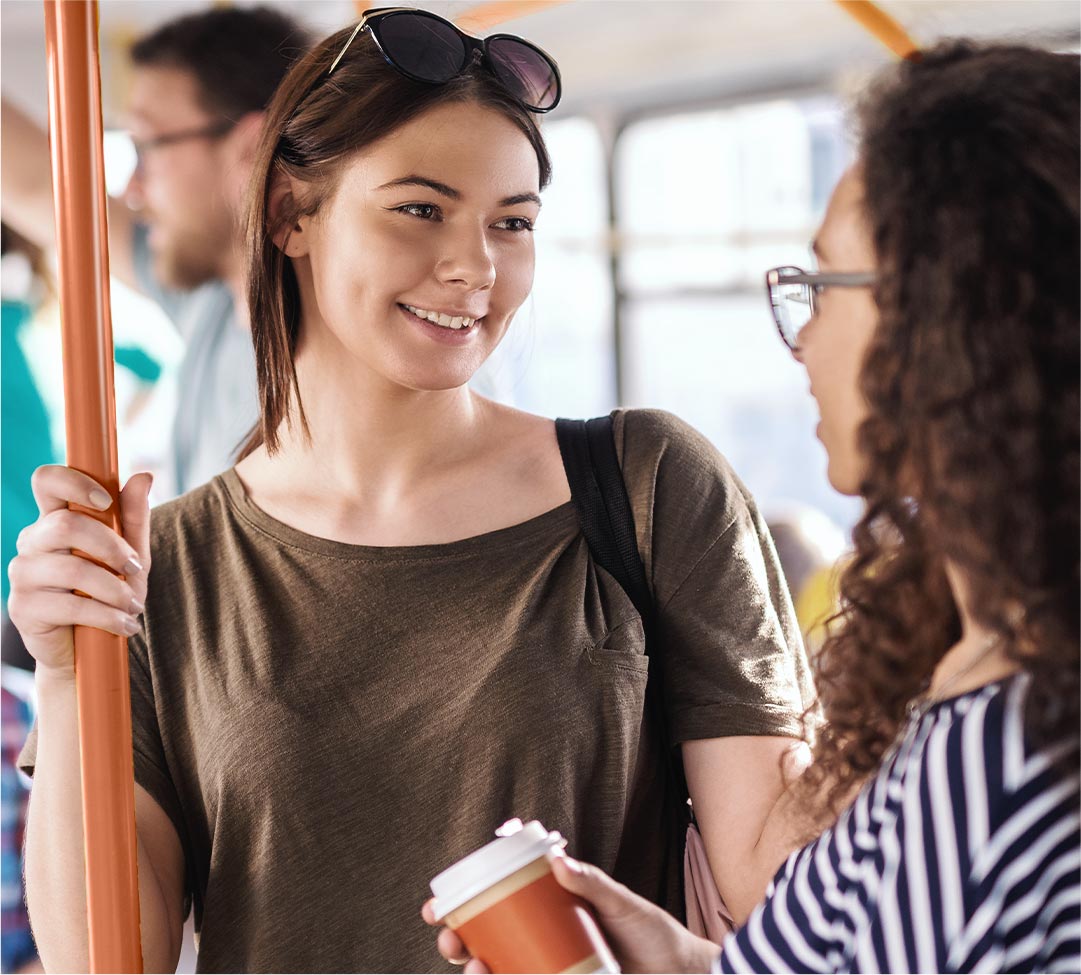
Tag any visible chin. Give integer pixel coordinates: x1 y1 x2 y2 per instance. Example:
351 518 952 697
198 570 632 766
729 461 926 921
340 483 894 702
825 458 862 498
389 363 480 393
156 247 216 291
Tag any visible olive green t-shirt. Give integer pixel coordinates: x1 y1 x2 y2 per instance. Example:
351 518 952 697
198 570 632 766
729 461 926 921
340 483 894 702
22 409 811 973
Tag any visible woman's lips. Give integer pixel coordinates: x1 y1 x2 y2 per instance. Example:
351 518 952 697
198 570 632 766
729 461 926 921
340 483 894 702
399 304 483 345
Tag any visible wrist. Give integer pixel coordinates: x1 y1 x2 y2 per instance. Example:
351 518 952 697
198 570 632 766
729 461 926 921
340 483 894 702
683 934 722 974
35 664 77 696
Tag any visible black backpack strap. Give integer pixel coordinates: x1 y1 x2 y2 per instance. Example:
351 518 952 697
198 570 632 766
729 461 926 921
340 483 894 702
555 416 652 625
556 415 691 825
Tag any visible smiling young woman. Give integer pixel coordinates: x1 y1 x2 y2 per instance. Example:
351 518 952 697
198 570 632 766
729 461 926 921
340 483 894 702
10 10 816 973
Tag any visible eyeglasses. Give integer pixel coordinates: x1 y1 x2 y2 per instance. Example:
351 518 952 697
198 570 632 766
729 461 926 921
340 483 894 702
328 7 561 113
130 120 236 170
765 265 876 350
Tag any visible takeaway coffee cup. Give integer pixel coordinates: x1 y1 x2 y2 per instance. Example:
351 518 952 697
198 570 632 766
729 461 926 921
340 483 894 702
430 819 619 974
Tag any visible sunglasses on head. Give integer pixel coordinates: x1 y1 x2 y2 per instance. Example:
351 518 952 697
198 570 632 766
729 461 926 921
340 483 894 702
328 6 562 114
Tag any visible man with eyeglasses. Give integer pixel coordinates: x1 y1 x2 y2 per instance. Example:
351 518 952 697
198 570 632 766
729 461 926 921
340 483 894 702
1 7 311 497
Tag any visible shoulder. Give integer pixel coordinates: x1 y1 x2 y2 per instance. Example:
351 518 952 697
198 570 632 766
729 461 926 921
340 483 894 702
950 676 1080 878
968 675 1080 808
612 408 718 466
149 475 237 552
612 408 757 533
941 677 1081 970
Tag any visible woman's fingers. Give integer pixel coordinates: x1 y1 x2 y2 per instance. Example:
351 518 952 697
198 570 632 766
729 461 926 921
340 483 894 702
119 472 154 570
437 928 472 966
12 589 142 639
422 902 482 971
17 507 144 579
548 853 633 915
31 464 115 516
9 553 143 616
421 900 438 926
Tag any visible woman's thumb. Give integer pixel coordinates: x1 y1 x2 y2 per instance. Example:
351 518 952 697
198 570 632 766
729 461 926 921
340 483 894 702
119 472 154 563
549 854 627 915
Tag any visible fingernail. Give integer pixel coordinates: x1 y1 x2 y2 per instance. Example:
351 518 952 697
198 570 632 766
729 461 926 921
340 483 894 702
122 557 144 576
89 488 112 510
121 616 141 636
562 856 584 875
129 598 145 615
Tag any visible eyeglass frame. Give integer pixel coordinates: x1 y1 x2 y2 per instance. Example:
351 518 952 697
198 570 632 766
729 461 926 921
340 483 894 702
326 6 562 113
765 266 876 350
130 120 237 172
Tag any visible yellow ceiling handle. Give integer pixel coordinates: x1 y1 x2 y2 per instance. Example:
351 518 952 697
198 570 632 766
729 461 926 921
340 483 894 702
835 0 922 60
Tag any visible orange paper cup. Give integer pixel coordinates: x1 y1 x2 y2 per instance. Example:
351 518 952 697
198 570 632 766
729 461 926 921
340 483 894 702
431 820 619 974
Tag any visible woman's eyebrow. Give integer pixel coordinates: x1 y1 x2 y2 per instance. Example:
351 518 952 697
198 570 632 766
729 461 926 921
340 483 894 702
499 192 542 207
376 175 460 199
375 175 540 208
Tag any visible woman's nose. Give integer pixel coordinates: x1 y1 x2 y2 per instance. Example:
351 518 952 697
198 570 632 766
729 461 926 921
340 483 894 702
436 227 496 291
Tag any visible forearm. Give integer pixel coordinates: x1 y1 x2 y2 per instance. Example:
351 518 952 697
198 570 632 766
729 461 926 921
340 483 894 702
685 735 841 926
1 98 56 249
711 751 816 923
25 669 179 973
722 757 860 924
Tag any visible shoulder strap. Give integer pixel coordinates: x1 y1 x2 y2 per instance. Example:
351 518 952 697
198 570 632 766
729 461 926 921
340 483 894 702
556 415 692 824
554 416 653 626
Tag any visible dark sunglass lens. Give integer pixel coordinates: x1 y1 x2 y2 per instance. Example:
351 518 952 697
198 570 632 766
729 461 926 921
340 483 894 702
486 37 560 111
377 12 467 82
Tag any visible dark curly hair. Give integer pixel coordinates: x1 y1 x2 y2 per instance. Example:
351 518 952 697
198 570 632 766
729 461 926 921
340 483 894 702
808 42 1080 810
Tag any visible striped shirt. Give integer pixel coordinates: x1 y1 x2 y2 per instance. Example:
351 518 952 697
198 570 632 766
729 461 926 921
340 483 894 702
718 675 1081 973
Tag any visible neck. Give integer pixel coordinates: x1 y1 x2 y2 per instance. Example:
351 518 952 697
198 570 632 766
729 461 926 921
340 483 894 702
256 345 489 510
928 560 1020 699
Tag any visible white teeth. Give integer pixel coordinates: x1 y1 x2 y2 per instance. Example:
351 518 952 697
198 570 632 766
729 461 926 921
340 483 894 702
404 305 476 331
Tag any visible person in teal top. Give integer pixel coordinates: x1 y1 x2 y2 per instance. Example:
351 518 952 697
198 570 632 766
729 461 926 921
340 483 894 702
1 296 57 612
2 223 161 615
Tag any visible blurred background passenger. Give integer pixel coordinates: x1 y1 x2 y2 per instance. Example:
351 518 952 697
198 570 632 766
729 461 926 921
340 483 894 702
1 224 56 675
1 7 312 498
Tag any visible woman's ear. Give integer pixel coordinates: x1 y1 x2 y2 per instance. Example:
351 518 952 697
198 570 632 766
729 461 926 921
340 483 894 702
267 173 311 258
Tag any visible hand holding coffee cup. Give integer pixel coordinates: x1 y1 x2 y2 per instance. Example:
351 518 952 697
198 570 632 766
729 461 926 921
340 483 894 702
424 820 721 974
427 820 619 974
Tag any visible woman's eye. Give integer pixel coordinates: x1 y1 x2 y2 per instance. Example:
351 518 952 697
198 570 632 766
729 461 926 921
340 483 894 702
397 203 440 220
493 216 534 233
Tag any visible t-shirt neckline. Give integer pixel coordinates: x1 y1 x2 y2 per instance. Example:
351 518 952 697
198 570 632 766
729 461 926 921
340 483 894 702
217 467 579 561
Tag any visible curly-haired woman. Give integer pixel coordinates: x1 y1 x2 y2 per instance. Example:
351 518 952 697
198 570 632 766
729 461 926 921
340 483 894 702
426 41 1081 974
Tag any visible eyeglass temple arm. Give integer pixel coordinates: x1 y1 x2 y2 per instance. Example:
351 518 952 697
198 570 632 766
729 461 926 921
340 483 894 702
328 18 367 75
331 7 429 74
768 270 876 287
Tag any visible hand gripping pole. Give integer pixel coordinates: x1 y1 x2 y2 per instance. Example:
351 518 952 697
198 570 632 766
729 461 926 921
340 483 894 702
42 2 143 970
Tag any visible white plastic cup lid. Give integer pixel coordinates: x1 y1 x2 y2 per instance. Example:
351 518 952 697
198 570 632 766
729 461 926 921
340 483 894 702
430 819 567 921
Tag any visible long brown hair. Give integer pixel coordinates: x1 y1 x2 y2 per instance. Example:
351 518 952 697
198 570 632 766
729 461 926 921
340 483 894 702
239 22 553 458
808 42 1080 809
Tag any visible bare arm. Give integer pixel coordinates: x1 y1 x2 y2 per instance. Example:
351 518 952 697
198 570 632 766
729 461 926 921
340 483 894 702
682 735 824 926
10 466 184 971
25 670 186 973
2 97 140 290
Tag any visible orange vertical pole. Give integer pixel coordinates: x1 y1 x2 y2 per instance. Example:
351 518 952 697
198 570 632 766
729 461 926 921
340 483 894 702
42 2 143 971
